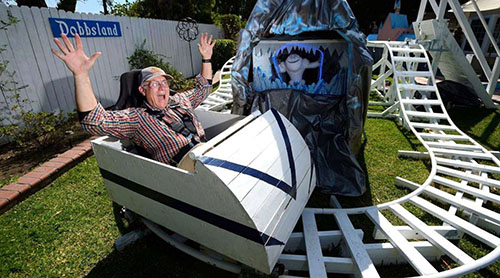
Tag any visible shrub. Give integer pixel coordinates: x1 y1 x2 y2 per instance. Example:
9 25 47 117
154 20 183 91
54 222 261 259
212 39 236 71
214 14 243 40
0 109 72 148
127 40 193 91
0 80 76 148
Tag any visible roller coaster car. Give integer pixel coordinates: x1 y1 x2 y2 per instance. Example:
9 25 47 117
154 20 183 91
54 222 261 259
90 70 316 273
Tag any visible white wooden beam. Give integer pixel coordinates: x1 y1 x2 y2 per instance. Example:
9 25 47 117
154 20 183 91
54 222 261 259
469 0 500 56
436 165 500 188
334 212 380 277
390 203 474 265
365 208 438 276
437 0 447 20
373 225 460 240
410 196 500 248
428 0 440 17
432 176 500 204
302 210 327 278
486 58 500 96
279 242 444 274
435 157 500 174
284 230 364 252
447 0 491 78
418 0 429 21
420 182 500 224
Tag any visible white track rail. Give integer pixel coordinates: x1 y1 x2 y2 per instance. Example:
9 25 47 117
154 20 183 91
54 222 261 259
279 41 500 277
197 56 235 112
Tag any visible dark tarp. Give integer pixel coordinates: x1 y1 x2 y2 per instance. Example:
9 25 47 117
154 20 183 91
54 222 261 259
231 0 373 196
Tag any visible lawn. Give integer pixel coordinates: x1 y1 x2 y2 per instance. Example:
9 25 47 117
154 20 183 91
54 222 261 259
0 106 499 277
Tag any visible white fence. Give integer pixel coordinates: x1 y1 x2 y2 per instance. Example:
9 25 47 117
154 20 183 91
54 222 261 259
0 4 222 125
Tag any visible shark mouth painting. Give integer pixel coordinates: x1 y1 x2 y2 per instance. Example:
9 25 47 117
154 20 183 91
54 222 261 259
252 40 348 95
272 43 324 86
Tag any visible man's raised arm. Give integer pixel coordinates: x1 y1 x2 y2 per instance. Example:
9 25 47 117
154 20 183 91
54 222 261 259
198 32 215 81
51 33 101 112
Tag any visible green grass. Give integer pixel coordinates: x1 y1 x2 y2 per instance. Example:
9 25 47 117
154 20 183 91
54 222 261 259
0 176 18 187
0 158 235 278
448 106 500 151
0 106 499 277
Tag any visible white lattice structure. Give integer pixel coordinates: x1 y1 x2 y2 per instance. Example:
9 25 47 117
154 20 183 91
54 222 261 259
368 41 402 119
416 0 499 109
369 0 500 113
197 56 235 112
278 41 500 277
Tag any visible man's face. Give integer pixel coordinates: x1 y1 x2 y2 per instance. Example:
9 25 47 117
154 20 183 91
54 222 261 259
139 75 170 109
285 54 303 72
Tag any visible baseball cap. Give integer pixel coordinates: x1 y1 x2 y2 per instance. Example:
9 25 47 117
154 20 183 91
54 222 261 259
140 66 173 85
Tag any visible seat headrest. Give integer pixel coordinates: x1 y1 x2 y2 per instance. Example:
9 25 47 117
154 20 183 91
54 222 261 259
111 70 143 110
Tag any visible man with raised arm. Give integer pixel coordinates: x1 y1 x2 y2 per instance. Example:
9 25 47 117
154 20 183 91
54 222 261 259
52 32 215 165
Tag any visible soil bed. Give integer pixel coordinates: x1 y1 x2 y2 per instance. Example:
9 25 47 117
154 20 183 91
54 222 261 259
0 121 90 185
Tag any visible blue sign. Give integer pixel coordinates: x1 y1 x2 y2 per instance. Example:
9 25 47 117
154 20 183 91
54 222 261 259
49 17 122 38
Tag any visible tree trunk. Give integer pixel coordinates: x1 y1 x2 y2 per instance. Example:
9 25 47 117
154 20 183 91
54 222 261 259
16 0 47 8
103 0 108 15
57 0 77 12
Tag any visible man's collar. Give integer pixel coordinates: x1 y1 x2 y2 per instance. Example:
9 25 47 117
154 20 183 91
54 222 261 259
143 101 161 112
143 99 180 111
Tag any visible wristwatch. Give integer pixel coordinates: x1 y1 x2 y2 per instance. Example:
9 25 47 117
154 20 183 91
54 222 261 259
202 59 211 63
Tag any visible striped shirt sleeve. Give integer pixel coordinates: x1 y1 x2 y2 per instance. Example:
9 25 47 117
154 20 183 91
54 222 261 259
182 74 212 108
80 103 139 139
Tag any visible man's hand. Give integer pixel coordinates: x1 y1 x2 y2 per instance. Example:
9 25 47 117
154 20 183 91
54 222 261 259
197 32 215 60
51 33 101 77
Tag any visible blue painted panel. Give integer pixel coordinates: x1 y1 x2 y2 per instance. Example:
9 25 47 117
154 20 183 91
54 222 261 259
49 17 122 38
367 34 378 41
389 13 409 29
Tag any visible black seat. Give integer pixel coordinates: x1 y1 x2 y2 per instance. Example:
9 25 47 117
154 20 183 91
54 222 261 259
110 70 142 110
110 70 153 158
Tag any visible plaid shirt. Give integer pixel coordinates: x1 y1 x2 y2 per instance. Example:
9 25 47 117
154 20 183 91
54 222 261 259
81 74 211 165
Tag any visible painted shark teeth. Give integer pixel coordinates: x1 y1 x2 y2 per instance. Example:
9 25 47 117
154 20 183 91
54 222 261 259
254 65 348 96
278 44 322 57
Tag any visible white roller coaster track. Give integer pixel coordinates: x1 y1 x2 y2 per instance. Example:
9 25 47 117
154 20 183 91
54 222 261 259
278 41 500 278
197 56 235 112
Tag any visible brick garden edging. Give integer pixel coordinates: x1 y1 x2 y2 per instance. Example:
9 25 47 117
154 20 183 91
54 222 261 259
0 136 98 215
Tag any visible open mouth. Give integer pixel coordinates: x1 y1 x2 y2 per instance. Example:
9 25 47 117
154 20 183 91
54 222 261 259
275 44 323 64
286 55 300 64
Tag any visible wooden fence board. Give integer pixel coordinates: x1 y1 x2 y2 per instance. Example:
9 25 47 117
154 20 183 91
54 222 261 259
9 7 45 112
0 6 23 126
88 12 115 107
14 6 51 113
23 6 60 112
49 8 77 111
0 5 35 115
34 7 69 112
